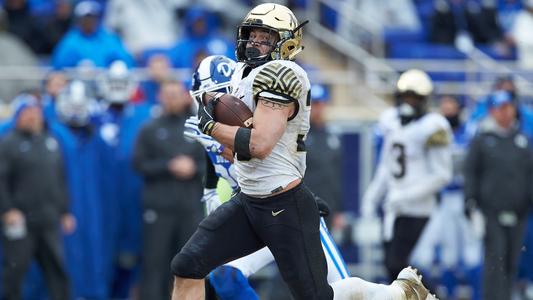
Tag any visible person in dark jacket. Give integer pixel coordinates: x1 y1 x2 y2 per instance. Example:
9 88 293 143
0 94 75 300
464 90 533 300
133 79 205 300
429 0 504 45
3 0 48 54
304 84 342 221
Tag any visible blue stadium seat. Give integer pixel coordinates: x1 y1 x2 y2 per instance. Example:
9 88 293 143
427 71 467 82
387 42 467 59
476 45 517 61
319 2 337 31
414 0 435 33
384 28 426 45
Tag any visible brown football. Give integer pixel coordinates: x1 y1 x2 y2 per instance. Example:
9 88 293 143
209 93 253 128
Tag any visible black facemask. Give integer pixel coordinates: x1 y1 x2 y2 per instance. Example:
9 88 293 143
245 47 261 60
398 102 426 125
396 92 427 125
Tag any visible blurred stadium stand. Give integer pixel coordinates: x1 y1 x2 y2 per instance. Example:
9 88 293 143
305 0 533 120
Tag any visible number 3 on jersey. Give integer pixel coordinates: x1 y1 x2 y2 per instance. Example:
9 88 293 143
391 143 406 179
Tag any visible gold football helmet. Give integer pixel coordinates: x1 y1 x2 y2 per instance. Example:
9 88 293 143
395 69 434 125
236 3 306 67
396 69 433 97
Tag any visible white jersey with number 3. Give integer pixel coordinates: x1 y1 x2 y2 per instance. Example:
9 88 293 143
364 111 453 219
230 60 311 196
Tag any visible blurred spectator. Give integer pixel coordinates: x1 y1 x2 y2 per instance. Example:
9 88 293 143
483 79 533 297
467 76 533 141
355 0 420 30
51 80 108 299
52 0 134 69
174 0 248 33
168 5 234 69
469 76 517 124
497 0 523 33
105 0 177 57
41 0 73 54
429 0 509 55
430 0 466 44
304 84 342 223
0 94 75 300
42 71 68 123
464 90 533 300
467 0 505 44
0 8 38 103
3 0 48 54
97 61 137 106
96 61 146 299
133 79 204 300
137 54 172 105
511 0 533 69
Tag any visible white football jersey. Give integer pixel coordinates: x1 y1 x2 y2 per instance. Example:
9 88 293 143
364 111 453 218
230 61 311 196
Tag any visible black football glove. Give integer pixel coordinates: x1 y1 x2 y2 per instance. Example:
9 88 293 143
197 96 218 135
315 195 331 217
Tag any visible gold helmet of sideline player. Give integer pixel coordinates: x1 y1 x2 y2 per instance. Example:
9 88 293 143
236 3 306 67
395 69 433 125
396 69 433 97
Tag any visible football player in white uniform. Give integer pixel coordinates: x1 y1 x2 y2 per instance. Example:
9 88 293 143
170 4 336 298
172 4 438 299
185 54 350 300
361 69 453 282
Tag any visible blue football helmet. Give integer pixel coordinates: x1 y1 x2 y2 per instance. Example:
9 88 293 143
190 55 236 105
56 80 95 127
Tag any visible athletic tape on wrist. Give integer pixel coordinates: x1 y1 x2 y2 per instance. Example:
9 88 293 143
204 121 216 135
